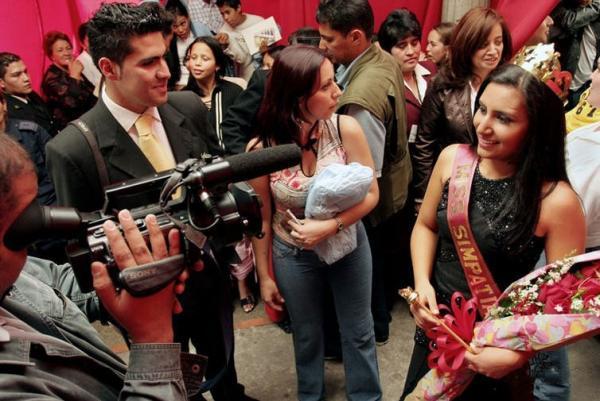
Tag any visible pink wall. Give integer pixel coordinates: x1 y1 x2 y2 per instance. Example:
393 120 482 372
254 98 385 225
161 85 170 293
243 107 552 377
0 0 132 93
0 0 444 94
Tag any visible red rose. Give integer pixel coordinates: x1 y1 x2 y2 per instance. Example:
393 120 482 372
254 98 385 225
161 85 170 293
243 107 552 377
539 283 573 314
580 264 600 279
580 278 600 306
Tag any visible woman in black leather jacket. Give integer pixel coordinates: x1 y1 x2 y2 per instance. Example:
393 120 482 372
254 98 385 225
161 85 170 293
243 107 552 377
412 7 512 204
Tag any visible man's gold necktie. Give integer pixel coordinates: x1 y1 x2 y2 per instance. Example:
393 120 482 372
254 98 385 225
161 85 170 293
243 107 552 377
134 114 175 172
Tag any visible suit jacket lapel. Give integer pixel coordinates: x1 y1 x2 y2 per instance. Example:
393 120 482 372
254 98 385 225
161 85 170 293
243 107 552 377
158 102 195 163
92 99 155 178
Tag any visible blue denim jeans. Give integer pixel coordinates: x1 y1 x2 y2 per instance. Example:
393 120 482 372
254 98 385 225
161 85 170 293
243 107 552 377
531 253 570 401
530 349 570 401
273 223 382 401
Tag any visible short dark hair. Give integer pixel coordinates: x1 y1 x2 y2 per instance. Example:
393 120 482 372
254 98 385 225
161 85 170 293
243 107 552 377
87 2 173 67
475 64 568 251
378 8 422 53
0 52 21 79
316 0 374 39
77 22 88 44
254 45 327 148
0 135 35 222
216 0 241 8
166 0 189 18
43 31 71 59
288 27 321 46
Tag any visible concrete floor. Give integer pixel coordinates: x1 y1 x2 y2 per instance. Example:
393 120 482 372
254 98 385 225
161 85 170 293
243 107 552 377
98 296 600 401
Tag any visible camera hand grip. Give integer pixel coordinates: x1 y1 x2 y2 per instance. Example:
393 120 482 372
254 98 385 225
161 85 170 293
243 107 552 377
117 254 186 297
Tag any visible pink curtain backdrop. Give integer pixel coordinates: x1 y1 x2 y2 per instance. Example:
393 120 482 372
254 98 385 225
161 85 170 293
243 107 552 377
0 0 556 94
494 0 559 52
0 0 442 93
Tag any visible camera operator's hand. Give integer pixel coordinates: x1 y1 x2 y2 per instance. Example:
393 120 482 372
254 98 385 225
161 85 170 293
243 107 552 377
91 210 188 344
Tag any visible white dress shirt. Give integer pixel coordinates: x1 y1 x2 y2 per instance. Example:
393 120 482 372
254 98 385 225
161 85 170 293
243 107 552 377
566 121 600 248
101 87 176 167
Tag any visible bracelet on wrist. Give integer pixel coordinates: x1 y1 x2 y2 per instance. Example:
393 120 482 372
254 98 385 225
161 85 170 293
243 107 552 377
334 216 344 233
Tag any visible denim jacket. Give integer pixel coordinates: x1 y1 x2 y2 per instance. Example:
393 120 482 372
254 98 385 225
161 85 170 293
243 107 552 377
0 257 206 400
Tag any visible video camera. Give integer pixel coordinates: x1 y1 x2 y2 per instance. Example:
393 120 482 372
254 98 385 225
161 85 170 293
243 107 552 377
5 144 301 296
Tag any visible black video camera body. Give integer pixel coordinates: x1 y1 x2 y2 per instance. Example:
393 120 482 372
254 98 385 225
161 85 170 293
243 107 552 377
5 144 302 296
67 163 263 295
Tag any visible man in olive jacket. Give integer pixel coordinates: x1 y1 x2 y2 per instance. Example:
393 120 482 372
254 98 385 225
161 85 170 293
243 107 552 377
317 0 412 344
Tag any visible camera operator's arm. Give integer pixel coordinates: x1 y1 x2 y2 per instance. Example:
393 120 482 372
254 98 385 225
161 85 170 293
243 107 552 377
22 257 103 321
92 210 198 401
246 141 285 312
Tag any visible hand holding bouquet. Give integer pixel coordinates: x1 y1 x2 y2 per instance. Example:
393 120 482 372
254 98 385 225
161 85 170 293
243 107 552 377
404 251 600 401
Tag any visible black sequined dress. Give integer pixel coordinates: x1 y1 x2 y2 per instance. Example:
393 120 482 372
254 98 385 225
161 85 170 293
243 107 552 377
401 164 545 401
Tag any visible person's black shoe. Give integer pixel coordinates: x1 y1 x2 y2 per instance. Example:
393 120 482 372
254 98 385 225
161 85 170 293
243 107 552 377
324 352 343 362
375 332 389 346
277 318 292 334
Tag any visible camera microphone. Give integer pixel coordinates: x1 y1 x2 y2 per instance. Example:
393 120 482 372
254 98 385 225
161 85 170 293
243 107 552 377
183 143 301 188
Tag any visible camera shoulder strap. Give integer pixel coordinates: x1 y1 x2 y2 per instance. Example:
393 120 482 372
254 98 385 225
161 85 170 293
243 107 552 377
69 119 110 188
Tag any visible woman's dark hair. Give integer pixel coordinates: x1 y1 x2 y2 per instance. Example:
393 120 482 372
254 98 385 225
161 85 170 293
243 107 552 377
474 64 568 251
183 36 230 96
439 7 512 88
253 45 327 148
43 31 72 58
377 8 422 53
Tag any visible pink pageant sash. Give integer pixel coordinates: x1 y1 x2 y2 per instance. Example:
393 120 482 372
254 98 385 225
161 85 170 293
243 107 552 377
447 145 502 317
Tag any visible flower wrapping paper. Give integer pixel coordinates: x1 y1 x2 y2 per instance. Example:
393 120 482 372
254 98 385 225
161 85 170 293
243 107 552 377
406 251 600 401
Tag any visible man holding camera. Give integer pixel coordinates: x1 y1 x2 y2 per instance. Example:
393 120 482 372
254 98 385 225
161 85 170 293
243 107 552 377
0 134 204 399
46 3 254 400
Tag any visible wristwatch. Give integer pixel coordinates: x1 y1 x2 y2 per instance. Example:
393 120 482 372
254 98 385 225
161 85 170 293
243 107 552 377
334 216 344 233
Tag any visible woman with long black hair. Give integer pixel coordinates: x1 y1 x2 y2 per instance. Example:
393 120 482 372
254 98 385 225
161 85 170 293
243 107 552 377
402 64 586 400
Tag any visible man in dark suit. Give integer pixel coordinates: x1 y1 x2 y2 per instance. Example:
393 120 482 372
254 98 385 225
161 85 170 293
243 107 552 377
0 52 58 136
221 68 267 155
46 3 256 401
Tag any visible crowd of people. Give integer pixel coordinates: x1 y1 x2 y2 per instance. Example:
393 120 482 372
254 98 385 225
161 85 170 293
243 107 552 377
0 0 598 400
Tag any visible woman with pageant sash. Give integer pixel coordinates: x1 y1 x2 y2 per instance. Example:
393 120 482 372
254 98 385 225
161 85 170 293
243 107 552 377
401 64 586 401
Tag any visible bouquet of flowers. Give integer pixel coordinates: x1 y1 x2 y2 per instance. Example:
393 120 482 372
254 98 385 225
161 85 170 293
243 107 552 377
404 251 600 401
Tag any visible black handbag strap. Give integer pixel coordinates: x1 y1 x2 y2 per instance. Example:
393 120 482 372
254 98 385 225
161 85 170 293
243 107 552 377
69 119 110 188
